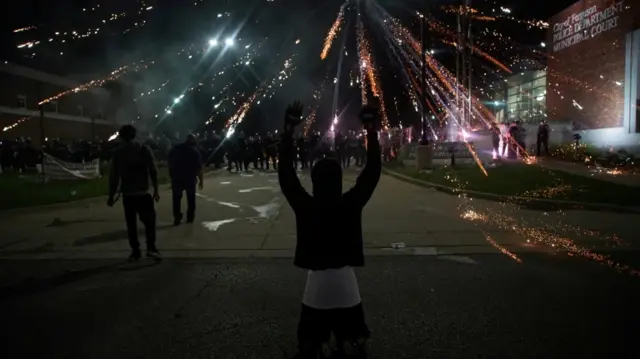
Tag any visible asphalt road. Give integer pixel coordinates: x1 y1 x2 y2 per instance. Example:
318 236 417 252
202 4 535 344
1 167 639 358
1 255 638 359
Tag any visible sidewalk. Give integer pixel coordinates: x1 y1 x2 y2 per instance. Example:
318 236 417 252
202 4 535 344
536 158 640 187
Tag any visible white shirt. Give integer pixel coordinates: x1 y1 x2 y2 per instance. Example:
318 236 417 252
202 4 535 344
302 266 361 310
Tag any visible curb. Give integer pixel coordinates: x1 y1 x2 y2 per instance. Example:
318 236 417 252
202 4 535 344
0 168 224 216
382 167 640 214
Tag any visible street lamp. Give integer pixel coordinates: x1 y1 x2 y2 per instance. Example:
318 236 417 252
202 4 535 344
225 37 234 46
209 39 218 47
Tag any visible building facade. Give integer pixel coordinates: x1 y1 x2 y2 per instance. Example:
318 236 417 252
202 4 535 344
490 70 548 125
0 62 119 145
547 0 640 149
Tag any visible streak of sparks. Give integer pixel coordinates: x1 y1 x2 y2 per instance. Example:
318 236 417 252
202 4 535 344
482 231 522 263
38 62 149 105
320 2 346 60
2 116 31 132
356 21 389 128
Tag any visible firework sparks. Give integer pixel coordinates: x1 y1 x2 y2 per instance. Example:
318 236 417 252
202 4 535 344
38 62 149 105
321 2 346 60
357 20 389 128
2 116 31 132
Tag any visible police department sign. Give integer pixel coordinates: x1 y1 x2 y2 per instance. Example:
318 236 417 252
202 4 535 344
552 1 625 52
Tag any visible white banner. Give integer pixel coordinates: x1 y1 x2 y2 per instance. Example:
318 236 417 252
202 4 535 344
42 153 100 180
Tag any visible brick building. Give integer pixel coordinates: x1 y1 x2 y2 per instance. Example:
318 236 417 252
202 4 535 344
0 61 120 145
547 0 640 150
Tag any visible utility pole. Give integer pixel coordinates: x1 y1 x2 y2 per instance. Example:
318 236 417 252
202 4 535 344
39 104 46 178
454 7 462 142
420 14 428 145
91 116 96 140
466 0 473 131
37 80 46 178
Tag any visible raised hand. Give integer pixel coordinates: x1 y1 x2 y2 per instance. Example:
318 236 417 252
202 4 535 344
359 105 379 131
284 101 304 133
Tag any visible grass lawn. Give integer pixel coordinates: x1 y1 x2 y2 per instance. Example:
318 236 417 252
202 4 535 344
387 162 640 206
0 167 171 211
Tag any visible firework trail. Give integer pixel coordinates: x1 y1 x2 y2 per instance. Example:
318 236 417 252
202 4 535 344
331 6 350 124
356 19 369 106
38 62 150 105
321 2 347 60
357 18 389 128
304 84 326 136
226 56 297 130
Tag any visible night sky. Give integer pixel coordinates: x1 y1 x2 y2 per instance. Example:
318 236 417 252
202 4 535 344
1 0 580 135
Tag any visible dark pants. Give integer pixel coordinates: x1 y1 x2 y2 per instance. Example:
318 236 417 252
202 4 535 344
356 148 366 166
508 142 518 159
299 152 309 169
172 180 196 221
297 303 370 352
537 140 549 156
243 154 252 171
336 150 345 168
122 194 156 252
343 149 353 168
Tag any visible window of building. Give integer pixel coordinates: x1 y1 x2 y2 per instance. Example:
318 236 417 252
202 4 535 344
50 101 58 113
505 80 546 124
532 86 546 98
78 106 84 117
96 109 104 120
534 76 546 89
17 95 27 109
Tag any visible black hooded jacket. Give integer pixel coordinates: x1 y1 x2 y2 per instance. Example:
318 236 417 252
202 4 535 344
278 131 381 270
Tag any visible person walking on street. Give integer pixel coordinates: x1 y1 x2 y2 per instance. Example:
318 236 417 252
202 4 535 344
107 125 162 262
168 134 204 226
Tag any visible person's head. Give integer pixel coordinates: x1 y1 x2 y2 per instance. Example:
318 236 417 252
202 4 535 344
185 134 197 146
311 158 342 199
118 125 137 142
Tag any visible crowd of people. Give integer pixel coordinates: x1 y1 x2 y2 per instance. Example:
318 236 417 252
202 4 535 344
0 126 403 177
0 137 128 173
219 130 380 172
